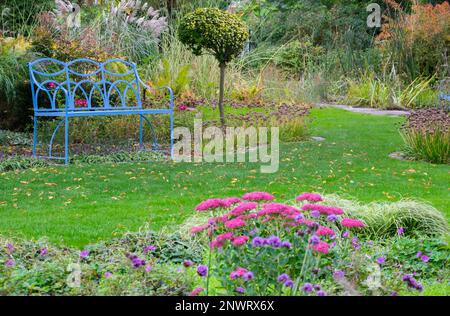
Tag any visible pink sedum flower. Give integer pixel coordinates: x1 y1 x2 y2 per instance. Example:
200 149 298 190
301 204 344 215
311 241 330 254
341 218 365 228
296 193 323 202
224 218 247 230
230 202 258 216
216 232 234 242
232 236 249 247
195 198 225 211
316 226 336 237
221 197 241 208
191 224 209 234
189 287 204 296
242 191 275 201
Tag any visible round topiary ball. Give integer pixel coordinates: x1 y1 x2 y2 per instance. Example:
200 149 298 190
178 8 249 65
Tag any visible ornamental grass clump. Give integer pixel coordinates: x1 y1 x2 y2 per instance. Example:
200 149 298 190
321 195 449 239
400 109 449 164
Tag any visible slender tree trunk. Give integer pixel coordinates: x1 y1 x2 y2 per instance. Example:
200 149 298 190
219 63 226 127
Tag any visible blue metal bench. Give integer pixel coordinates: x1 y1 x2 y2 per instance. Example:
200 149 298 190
29 58 174 164
439 77 449 108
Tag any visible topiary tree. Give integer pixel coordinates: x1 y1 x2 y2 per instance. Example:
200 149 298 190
178 8 249 126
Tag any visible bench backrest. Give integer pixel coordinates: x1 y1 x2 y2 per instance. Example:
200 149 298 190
29 58 143 112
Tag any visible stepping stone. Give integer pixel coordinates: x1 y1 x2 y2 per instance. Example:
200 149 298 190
311 136 326 142
389 151 407 160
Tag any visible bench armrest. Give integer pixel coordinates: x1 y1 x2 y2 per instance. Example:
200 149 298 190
139 79 174 111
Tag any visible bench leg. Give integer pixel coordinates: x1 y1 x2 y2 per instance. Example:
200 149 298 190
139 114 144 150
170 111 174 160
64 116 69 165
32 116 38 158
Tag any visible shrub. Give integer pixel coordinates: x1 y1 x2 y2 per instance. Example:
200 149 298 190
400 109 449 164
178 8 249 126
377 1 450 80
274 39 325 79
0 35 34 130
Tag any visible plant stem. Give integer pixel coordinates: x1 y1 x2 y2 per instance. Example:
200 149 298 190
218 63 226 127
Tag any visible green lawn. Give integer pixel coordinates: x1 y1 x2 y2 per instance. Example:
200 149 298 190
0 108 448 247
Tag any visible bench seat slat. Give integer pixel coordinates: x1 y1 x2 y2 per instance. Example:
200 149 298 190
35 109 172 117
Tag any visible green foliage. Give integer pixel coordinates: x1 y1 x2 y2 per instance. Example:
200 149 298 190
155 59 191 96
178 8 249 65
0 151 166 173
0 130 32 146
388 237 450 280
274 40 325 78
0 230 199 295
0 157 50 173
345 75 436 109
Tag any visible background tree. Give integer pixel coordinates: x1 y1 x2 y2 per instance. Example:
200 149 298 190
178 7 249 126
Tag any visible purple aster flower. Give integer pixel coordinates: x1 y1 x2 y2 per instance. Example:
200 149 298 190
80 250 89 258
317 290 327 296
309 235 320 245
131 257 146 268
402 274 423 291
420 255 430 263
277 273 290 283
351 237 360 250
342 231 350 238
143 245 156 253
5 259 14 267
295 214 304 222
6 243 14 254
313 284 321 291
284 280 294 288
416 251 422 258
235 287 245 294
40 248 48 256
281 241 292 249
397 227 404 235
311 210 321 218
251 237 265 247
197 265 208 277
183 260 194 267
249 228 258 235
377 256 386 265
104 272 112 278
145 265 153 273
302 283 313 293
326 214 338 222
333 270 345 279
268 235 282 248
243 271 254 281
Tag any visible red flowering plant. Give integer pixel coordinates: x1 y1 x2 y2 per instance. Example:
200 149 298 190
190 192 367 296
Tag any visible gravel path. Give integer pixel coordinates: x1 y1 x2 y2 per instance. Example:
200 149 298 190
315 102 409 116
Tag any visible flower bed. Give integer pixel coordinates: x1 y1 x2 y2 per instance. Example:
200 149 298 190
188 192 449 296
1 192 448 296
